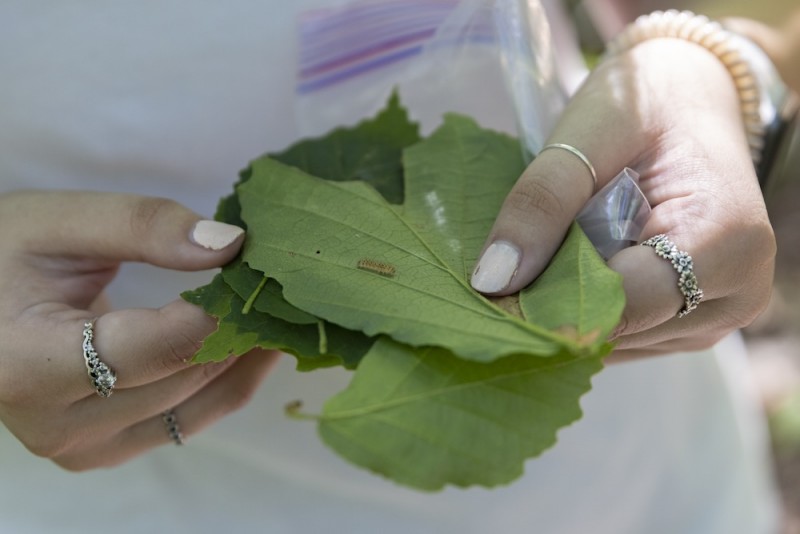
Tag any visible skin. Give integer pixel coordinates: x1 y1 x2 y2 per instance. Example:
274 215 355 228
0 191 280 470
473 38 779 360
724 11 800 93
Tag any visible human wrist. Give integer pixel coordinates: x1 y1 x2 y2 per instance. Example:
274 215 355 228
720 17 799 187
604 10 796 184
723 14 800 94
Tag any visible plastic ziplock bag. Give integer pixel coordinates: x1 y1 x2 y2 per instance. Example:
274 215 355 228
576 168 651 259
293 0 649 257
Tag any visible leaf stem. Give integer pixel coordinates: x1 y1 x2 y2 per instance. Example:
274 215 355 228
242 275 268 315
317 320 328 355
284 400 321 421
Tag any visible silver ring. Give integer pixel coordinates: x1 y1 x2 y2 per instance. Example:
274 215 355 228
162 409 185 446
641 234 704 318
82 320 117 398
539 143 598 193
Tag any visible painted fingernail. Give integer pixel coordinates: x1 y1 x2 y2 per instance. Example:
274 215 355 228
470 241 521 293
190 220 244 251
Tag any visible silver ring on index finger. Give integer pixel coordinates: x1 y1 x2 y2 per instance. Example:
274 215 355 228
539 143 598 193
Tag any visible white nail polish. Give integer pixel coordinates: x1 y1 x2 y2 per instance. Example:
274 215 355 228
191 220 244 251
470 241 521 293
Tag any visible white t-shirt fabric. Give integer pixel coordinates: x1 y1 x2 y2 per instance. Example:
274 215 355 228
0 1 780 532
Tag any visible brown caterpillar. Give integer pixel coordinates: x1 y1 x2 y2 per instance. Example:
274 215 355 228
356 258 396 277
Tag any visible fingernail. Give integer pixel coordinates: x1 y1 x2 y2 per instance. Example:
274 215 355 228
470 241 521 293
190 220 244 251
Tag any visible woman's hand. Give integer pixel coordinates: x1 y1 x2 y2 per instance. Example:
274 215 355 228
0 190 280 470
471 38 776 359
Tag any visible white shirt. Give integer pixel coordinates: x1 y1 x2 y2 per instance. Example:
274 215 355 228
0 1 779 532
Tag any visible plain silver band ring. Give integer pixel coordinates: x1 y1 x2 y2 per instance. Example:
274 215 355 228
162 409 185 446
641 234 704 318
82 320 117 398
539 143 598 193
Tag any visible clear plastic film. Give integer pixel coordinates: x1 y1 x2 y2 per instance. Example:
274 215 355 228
575 168 651 259
492 0 566 157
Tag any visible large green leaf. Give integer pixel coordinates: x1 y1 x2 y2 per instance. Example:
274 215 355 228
238 115 583 362
317 337 605 490
185 94 419 365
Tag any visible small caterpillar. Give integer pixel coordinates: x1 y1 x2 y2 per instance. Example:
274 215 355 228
356 258 396 277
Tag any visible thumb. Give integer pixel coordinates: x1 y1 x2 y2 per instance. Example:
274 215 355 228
3 190 244 271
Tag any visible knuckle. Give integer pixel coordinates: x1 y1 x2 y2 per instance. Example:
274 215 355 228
200 360 229 382
747 288 774 325
610 314 629 339
170 331 203 362
686 332 724 352
222 382 258 413
159 332 202 371
0 374 24 408
728 294 772 330
678 331 725 352
504 179 566 221
53 453 117 472
155 322 206 372
128 197 177 241
23 431 70 459
52 456 91 472
737 215 777 267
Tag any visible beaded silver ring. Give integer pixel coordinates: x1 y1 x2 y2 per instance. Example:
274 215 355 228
641 234 704 318
162 409 185 446
82 320 117 398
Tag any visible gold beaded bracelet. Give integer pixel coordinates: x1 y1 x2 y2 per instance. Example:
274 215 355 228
606 10 768 165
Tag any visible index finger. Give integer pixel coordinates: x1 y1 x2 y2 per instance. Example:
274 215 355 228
469 63 651 295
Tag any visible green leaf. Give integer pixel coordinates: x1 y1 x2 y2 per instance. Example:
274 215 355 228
238 116 579 362
521 223 624 346
401 112 525 277
213 92 417 228
185 94 419 364
318 337 605 490
189 274 372 370
269 91 419 204
182 273 235 318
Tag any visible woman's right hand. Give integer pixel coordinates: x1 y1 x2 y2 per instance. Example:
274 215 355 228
470 38 776 359
0 190 280 470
